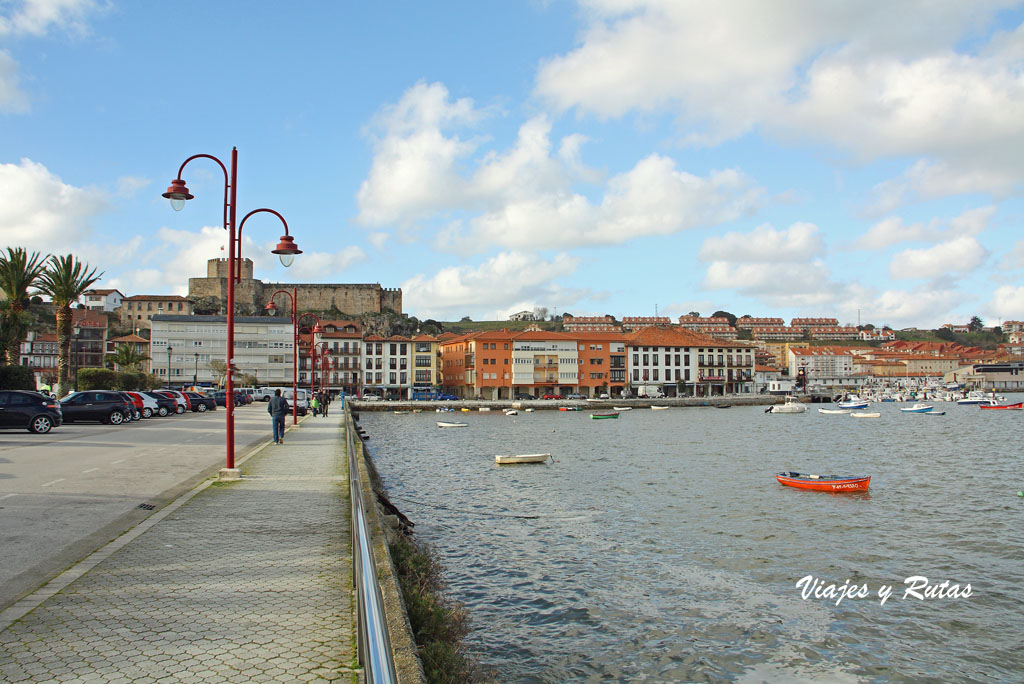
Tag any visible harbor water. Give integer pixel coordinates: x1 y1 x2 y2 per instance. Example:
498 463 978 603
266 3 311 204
358 402 1024 683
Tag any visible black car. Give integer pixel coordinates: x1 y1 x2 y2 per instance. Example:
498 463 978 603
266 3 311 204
515 392 535 400
0 390 63 433
213 391 246 407
140 391 177 417
59 391 133 425
184 392 216 412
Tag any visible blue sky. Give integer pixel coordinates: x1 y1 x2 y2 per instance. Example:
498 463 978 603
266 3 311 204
2 1 1024 329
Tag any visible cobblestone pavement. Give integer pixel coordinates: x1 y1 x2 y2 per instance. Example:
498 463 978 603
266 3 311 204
0 413 356 683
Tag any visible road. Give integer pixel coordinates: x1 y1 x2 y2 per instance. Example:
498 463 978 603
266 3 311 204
0 403 280 610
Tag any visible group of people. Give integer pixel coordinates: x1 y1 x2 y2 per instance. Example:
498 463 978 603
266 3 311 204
267 389 334 444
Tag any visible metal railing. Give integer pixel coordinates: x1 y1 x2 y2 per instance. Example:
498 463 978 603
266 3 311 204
346 407 398 684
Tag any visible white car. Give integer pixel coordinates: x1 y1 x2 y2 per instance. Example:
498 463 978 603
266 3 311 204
361 394 381 401
159 389 189 414
282 388 309 415
130 391 160 418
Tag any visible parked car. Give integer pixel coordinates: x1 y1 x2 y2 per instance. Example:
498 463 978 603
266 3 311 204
59 391 133 425
183 392 216 412
360 393 381 401
140 391 177 417
542 394 561 400
282 388 309 416
213 391 247 407
158 389 190 413
567 393 586 400
515 393 535 400
0 390 63 433
127 391 160 418
117 392 143 421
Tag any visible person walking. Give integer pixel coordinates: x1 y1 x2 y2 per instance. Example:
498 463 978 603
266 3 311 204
310 393 320 417
321 391 329 417
268 389 290 444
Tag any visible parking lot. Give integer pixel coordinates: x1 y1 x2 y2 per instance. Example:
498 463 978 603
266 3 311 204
0 400 281 610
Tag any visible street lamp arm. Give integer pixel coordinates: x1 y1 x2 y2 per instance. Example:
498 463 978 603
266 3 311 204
171 153 231 230
236 208 302 276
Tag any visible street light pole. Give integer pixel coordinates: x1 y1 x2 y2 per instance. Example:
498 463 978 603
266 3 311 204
164 148 301 478
266 287 299 425
167 345 173 387
194 352 199 386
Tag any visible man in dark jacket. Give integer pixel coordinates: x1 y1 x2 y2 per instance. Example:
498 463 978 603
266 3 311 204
268 389 290 444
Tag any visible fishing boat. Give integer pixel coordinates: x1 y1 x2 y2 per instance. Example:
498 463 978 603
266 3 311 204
900 403 933 413
651 405 670 410
590 412 619 419
436 421 468 428
495 452 549 465
979 402 1023 410
957 391 1005 405
818 408 851 415
837 396 870 409
768 396 807 414
850 412 881 419
776 471 870 492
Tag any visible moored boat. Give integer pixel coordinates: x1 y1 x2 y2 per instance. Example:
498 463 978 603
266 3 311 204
776 471 870 492
437 421 468 428
837 396 870 409
559 406 580 412
979 402 1022 410
495 452 549 465
590 412 619 419
650 405 670 410
924 410 946 416
769 396 807 414
900 403 933 413
850 412 881 419
613 406 633 411
818 408 851 415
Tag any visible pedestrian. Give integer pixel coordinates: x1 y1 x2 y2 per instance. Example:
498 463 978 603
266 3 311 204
321 391 329 417
268 389 290 444
311 393 320 417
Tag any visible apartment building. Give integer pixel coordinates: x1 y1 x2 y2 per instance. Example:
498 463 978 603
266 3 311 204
411 334 442 393
751 326 804 341
788 347 855 388
83 288 124 312
624 327 755 397
361 335 414 399
106 333 151 373
575 332 628 397
791 317 839 329
308 320 362 396
119 295 194 330
511 331 579 397
736 317 784 329
808 326 859 340
562 314 620 332
150 314 293 387
622 316 672 331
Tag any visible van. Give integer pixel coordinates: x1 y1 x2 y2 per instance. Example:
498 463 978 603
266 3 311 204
636 385 665 399
281 388 309 416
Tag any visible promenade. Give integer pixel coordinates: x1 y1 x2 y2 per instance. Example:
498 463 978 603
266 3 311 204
0 413 357 683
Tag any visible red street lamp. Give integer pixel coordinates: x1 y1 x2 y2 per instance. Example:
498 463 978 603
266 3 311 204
265 288 299 426
311 341 329 399
163 148 302 478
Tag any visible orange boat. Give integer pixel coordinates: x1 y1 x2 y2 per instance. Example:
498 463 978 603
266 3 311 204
776 471 870 492
979 402 1022 410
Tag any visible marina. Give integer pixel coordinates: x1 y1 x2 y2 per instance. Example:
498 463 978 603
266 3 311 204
359 399 1024 682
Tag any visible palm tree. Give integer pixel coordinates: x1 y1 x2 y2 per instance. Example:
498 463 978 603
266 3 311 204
107 343 150 371
0 247 46 365
36 254 103 396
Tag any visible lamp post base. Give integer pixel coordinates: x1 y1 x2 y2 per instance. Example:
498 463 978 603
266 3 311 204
218 468 242 481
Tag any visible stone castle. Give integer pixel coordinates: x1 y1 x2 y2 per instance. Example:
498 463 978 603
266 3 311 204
188 259 402 315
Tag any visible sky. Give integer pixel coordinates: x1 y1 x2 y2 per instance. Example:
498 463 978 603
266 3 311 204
2 1 1024 330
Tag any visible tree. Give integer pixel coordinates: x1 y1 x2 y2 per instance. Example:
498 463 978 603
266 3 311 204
711 310 737 327
533 306 549 321
687 311 700 317
968 315 984 332
106 343 151 371
0 247 47 365
208 359 228 388
36 254 103 396
936 327 955 341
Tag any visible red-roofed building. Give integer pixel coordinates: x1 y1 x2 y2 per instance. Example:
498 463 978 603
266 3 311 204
625 327 755 397
622 316 671 331
562 314 620 332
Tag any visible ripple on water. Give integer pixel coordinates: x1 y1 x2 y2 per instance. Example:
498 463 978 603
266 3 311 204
360 402 1024 682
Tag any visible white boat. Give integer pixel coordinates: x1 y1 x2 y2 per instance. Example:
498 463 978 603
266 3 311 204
924 410 946 416
769 396 807 414
850 412 881 419
900 403 933 413
437 421 468 428
613 406 633 411
650 405 670 410
503 408 518 416
818 408 851 415
957 391 1003 405
837 396 870 409
478 407 491 412
495 452 549 465
524 408 535 413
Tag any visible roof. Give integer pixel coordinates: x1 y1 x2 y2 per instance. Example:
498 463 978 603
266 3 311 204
110 334 149 343
122 295 192 302
85 289 124 297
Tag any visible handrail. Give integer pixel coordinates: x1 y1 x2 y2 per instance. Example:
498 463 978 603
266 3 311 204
346 405 399 684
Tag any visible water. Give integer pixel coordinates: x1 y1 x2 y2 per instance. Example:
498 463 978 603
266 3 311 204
358 402 1024 683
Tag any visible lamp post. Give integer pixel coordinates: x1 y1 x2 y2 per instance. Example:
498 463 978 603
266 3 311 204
297 312 324 401
194 352 199 386
311 341 329 400
265 288 299 425
164 148 302 477
167 345 173 387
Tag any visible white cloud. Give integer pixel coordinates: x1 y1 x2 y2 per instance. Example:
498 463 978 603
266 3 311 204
1000 240 1024 270
282 246 367 281
0 50 29 114
401 251 582 319
367 232 390 249
699 222 822 263
115 175 150 198
0 0 102 37
702 260 839 309
889 236 988 280
864 286 973 329
987 284 1024 319
535 2 1024 195
854 216 930 249
0 158 108 251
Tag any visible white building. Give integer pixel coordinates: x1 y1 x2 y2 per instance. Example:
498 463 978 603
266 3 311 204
83 288 124 312
150 314 294 387
788 347 856 389
510 332 579 394
361 335 413 399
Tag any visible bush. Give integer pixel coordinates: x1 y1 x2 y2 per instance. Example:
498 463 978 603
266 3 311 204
0 364 38 390
77 367 117 391
113 371 148 390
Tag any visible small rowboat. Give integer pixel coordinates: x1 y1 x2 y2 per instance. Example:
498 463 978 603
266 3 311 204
495 453 549 465
924 410 946 416
437 421 468 428
613 406 633 411
979 402 1023 410
850 412 881 419
776 472 870 492
591 412 619 419
650 405 669 410
818 408 851 415
559 406 580 412
503 408 518 416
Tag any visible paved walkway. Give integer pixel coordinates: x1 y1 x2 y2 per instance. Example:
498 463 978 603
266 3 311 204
0 413 356 683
